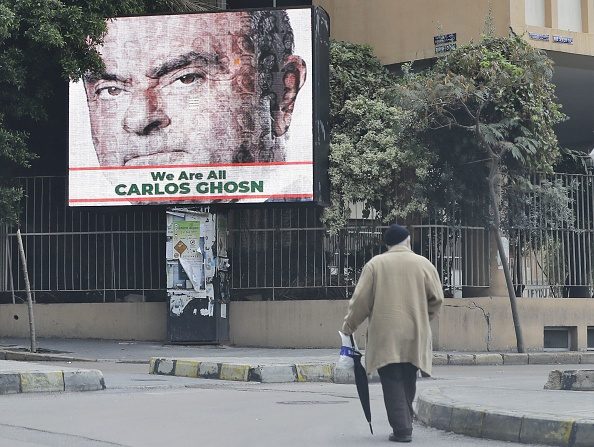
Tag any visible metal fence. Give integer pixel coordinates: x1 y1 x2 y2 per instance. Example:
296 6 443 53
1 173 592 301
507 173 594 298
227 206 490 299
0 177 166 303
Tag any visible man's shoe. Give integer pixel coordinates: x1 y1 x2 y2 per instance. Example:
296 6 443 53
389 433 412 443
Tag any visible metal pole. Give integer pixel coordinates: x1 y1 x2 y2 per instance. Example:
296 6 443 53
16 227 37 353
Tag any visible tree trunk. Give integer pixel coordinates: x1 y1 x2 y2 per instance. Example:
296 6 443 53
16 227 37 353
487 164 525 353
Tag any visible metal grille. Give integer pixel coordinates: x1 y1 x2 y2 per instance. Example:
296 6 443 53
228 206 490 300
2 173 592 302
508 173 594 298
0 177 166 302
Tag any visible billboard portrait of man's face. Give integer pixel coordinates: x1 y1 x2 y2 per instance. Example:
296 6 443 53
83 10 307 167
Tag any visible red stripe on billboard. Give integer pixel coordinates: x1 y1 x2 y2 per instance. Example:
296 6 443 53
70 161 314 171
69 193 313 204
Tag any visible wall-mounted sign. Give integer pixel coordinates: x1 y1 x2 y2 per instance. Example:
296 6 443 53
553 35 574 44
528 32 550 42
435 43 457 54
434 33 457 55
434 33 456 45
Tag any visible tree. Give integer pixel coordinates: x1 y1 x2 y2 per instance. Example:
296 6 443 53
0 0 215 351
323 41 437 232
398 34 566 352
0 0 216 220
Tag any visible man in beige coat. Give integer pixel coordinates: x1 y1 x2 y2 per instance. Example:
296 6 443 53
342 223 444 443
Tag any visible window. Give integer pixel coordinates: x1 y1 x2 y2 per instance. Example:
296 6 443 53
544 326 575 351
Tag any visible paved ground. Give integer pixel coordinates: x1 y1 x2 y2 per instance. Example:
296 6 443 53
0 364 549 447
1 338 594 445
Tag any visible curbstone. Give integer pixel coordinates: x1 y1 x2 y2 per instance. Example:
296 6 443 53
295 363 334 382
528 352 580 365
6 352 40 361
474 354 503 365
571 370 594 391
519 416 574 446
556 352 581 365
3 351 87 362
573 420 594 447
156 359 175 375
580 352 594 364
548 369 594 391
432 353 448 366
544 370 563 390
174 360 200 378
250 365 297 383
148 357 157 374
482 411 522 443
219 363 250 381
198 362 221 379
0 373 20 395
20 372 64 393
502 353 528 365
528 353 559 365
63 370 105 392
429 402 453 431
448 354 475 366
450 406 484 437
415 398 432 424
333 367 355 384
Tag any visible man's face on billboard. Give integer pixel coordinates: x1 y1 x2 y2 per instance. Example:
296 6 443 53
84 13 305 166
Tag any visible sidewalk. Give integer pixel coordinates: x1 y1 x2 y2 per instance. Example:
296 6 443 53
2 337 594 446
416 368 594 447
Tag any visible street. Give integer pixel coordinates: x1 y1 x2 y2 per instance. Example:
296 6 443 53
0 362 549 447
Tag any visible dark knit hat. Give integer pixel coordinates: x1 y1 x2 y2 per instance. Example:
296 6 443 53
383 224 410 246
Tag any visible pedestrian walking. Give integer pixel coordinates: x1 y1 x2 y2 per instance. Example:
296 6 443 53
341 223 444 443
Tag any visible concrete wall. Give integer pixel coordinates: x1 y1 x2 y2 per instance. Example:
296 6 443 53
314 0 594 64
314 0 511 65
435 297 594 351
229 300 369 348
2 299 593 352
229 299 594 351
0 303 166 341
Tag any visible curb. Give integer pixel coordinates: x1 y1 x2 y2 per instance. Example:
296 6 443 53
0 369 105 395
0 349 96 363
447 352 594 366
149 358 342 383
417 387 594 447
149 352 592 383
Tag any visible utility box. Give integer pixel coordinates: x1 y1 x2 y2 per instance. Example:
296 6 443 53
166 208 229 343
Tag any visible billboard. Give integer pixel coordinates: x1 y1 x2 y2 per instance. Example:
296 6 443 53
69 7 329 206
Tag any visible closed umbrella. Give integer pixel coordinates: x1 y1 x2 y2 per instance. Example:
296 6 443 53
349 334 373 434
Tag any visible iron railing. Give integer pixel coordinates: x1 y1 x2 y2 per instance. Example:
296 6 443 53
0 177 166 302
228 221 490 299
507 172 594 298
1 173 592 301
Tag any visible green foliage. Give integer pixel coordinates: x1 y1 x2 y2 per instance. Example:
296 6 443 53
329 40 393 132
397 34 567 223
324 41 435 232
506 178 576 231
0 0 211 224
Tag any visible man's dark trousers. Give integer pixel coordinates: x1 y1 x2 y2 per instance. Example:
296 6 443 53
377 362 418 436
